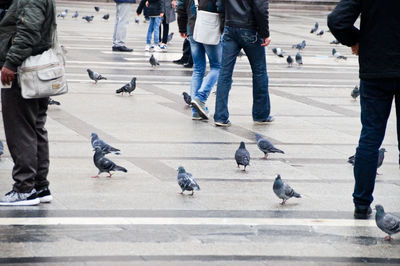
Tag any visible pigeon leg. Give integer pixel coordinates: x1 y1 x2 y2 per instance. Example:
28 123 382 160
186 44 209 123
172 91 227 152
191 191 194 196
384 235 392 241
107 173 113 178
261 153 268 160
237 164 240 168
242 166 246 172
281 199 286 205
179 192 184 195
92 175 99 178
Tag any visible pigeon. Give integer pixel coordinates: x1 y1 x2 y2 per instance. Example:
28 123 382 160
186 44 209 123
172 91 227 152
351 85 360 100
310 22 319 33
48 98 61 106
0 140 3 157
292 40 306 50
135 17 140 24
295 52 303 65
87 69 107 84
255 134 284 159
316 29 324 36
57 10 68 19
347 148 386 174
94 6 100 12
92 147 127 178
177 166 200 195
72 11 79 18
286 55 293 67
167 32 174 43
273 174 301 205
330 39 340 45
116 77 136 95
332 48 347 60
149 54 159 68
237 50 245 58
375 205 400 241
82 16 94 22
102 13 110 20
182 92 192 106
91 133 120 155
272 47 284 57
235 142 250 171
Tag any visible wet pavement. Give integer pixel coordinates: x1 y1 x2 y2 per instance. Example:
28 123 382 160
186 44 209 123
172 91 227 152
0 1 399 264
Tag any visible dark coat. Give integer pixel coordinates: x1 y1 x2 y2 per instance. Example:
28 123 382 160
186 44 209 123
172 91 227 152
114 0 135 3
137 0 163 17
162 0 176 24
328 0 400 79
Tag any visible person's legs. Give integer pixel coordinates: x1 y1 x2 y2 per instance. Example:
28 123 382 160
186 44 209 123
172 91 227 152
113 3 131 47
162 20 169 44
353 79 394 210
35 98 50 191
214 27 241 123
146 17 156 45
153 17 162 46
240 29 270 122
189 36 206 115
395 83 400 165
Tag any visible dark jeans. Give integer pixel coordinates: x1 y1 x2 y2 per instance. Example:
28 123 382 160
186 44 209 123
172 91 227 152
1 82 50 193
159 17 169 44
214 26 270 123
353 78 400 207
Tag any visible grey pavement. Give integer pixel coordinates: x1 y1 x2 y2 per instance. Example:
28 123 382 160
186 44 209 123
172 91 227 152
0 1 399 265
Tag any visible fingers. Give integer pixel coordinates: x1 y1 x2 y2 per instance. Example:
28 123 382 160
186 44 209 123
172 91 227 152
1 67 15 86
261 37 271 47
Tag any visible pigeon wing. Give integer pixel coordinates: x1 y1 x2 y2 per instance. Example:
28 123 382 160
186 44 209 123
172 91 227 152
381 213 400 234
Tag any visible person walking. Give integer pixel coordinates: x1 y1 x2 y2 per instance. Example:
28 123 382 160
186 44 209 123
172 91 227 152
112 0 134 52
328 0 400 219
159 0 177 52
177 0 223 120
137 0 164 52
173 38 193 68
213 0 273 127
0 0 56 205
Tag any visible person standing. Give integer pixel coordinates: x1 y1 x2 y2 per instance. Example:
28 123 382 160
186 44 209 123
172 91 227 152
137 0 164 52
213 0 273 127
177 0 223 120
173 38 193 68
159 0 176 51
328 0 400 219
112 0 134 52
0 0 56 205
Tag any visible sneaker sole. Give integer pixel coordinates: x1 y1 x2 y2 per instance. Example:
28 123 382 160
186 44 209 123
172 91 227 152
0 198 40 206
254 121 274 125
39 195 53 203
191 100 209 119
215 122 231 127
192 117 203 120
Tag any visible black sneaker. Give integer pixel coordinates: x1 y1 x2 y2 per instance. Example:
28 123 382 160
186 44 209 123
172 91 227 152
0 189 40 206
173 59 185 65
112 46 133 52
37 188 53 203
354 206 372 219
183 62 193 68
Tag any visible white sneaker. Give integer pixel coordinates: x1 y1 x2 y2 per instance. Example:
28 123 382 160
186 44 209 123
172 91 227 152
159 44 167 52
145 44 150 51
154 45 162 52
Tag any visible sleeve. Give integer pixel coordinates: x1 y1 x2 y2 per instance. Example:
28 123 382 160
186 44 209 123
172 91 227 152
327 0 361 47
136 0 146 15
4 0 47 71
252 0 269 38
177 0 187 33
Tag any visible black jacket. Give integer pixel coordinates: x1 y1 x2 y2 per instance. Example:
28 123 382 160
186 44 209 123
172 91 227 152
328 0 400 79
137 0 162 17
224 0 269 38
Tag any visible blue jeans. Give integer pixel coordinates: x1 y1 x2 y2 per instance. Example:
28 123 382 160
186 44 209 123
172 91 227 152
353 78 400 207
189 36 222 114
214 26 270 123
146 17 161 45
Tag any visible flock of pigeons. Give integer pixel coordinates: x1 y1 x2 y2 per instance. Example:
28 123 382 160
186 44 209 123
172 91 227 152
57 7 109 22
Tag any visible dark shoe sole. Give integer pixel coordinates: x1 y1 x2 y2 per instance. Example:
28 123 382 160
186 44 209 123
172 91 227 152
191 100 208 119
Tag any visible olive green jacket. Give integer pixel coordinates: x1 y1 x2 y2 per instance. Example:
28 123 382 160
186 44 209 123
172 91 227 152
0 0 56 71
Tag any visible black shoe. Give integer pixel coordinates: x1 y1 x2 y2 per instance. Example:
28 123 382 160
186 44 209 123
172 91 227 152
354 206 372 219
183 62 193 68
37 188 53 203
112 46 133 52
173 59 185 65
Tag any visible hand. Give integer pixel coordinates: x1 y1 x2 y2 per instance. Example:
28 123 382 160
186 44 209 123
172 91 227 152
136 13 140 16
171 0 177 8
145 1 149 7
160 13 164 17
261 37 271 47
1 66 15 86
180 32 187 38
351 43 359 56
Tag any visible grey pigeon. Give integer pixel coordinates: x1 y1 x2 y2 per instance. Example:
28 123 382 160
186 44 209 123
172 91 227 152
235 142 250 171
149 54 159 68
295 52 303 65
332 48 347 60
91 133 120 155
82 15 94 22
177 166 200 195
182 92 192 106
116 77 136 95
310 22 319 33
87 69 107 84
351 85 360 100
167 32 174 43
0 140 3 157
72 11 79 18
94 6 100 12
287 55 293 67
272 47 284 57
57 10 68 19
48 98 61 106
256 134 284 159
375 205 400 241
347 148 386 174
316 29 324 36
102 13 110 20
92 147 127 178
330 39 340 45
273 174 301 205
135 17 140 24
292 40 306 50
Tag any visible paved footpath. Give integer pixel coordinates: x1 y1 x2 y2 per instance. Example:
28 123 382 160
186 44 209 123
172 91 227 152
0 1 399 265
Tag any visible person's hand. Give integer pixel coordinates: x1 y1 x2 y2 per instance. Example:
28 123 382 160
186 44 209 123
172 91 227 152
261 37 271 47
136 13 140 16
160 13 164 17
180 32 187 38
171 0 177 8
145 1 149 7
351 43 359 56
1 66 15 86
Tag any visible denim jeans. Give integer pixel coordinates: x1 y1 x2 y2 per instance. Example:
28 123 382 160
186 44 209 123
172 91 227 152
353 78 400 207
214 26 270 123
189 36 222 114
146 17 161 45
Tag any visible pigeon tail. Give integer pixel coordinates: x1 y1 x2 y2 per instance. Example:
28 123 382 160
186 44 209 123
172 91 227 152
116 88 124 94
293 191 301 198
114 165 127 173
271 148 285 154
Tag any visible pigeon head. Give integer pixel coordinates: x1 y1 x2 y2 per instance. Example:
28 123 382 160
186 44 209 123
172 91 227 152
275 174 282 181
177 166 186 173
379 148 386 153
87 69 92 74
255 133 263 141
375 204 385 215
239 142 246 149
91 133 98 139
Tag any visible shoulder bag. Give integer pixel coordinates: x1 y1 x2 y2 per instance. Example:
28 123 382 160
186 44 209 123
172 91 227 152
192 0 221 45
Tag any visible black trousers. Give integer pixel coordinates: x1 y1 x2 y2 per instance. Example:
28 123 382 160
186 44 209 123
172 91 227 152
1 83 50 193
159 17 169 44
182 38 193 64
